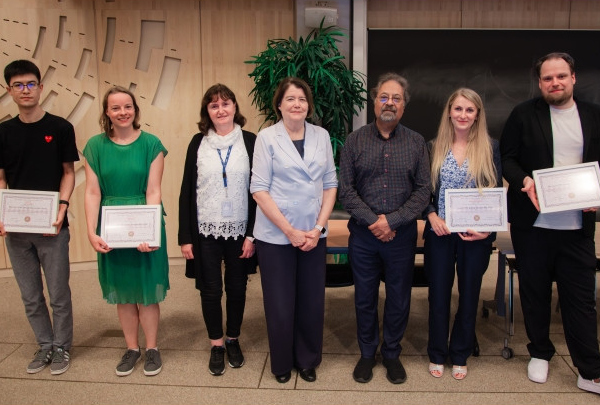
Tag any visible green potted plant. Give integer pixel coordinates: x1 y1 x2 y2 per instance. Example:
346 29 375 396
245 22 367 164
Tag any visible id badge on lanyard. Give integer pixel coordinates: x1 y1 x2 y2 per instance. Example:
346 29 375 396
218 145 233 217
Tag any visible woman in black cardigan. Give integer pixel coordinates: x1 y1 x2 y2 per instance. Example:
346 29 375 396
178 84 257 376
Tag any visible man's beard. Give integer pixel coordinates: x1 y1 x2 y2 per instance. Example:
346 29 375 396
379 109 397 122
544 89 573 107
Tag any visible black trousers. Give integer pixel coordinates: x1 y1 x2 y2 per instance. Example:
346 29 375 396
510 226 600 380
198 235 248 340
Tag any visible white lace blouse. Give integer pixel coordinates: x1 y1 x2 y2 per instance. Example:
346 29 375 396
196 124 250 239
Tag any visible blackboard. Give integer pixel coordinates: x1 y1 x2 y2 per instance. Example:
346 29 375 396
366 29 600 141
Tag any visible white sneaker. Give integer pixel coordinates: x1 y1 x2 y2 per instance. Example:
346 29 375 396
527 358 549 383
577 375 600 394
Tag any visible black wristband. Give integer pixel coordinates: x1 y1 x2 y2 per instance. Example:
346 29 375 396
59 200 70 207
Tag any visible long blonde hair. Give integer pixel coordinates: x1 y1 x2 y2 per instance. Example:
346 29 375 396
430 88 497 191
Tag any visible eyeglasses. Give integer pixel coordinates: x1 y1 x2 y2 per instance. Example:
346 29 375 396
9 81 39 92
378 95 403 104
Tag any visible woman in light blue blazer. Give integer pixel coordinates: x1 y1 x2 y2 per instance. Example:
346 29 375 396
250 77 338 384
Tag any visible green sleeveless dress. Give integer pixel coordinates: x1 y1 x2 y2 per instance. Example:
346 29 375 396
83 131 169 305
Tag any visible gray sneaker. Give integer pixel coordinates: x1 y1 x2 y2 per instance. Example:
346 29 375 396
115 349 141 376
144 349 162 376
27 348 53 374
50 347 71 375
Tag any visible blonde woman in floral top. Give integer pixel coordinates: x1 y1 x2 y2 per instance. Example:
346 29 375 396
423 88 501 381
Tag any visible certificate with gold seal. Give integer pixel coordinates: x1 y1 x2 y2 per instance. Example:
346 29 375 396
533 162 600 213
445 187 508 232
0 189 59 234
100 204 161 248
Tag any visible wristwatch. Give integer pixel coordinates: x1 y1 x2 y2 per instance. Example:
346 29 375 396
314 224 326 234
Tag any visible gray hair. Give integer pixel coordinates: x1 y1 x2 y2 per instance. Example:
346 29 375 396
369 72 411 104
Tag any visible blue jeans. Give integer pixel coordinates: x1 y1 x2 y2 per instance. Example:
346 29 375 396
6 228 73 350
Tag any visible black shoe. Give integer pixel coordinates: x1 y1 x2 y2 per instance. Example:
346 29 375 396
225 339 245 368
297 367 316 382
353 357 376 383
275 371 292 383
209 346 226 376
382 357 407 384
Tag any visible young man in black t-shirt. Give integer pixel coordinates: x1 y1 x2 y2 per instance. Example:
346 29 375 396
0 60 79 375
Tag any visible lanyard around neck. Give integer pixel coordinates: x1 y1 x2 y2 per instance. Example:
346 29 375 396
217 145 232 187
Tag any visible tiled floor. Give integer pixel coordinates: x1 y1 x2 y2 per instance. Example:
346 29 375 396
1 253 599 405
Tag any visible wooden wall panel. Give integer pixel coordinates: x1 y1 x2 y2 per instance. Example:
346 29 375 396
366 0 600 29
367 0 462 28
199 0 295 135
461 0 571 28
570 0 600 28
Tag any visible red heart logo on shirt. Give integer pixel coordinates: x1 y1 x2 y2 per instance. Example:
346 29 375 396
45 135 53 143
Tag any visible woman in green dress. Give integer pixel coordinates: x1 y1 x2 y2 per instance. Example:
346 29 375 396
83 86 169 377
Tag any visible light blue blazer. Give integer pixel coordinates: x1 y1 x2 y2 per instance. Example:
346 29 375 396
250 120 338 245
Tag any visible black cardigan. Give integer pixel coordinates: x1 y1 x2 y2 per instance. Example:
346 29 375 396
178 130 258 289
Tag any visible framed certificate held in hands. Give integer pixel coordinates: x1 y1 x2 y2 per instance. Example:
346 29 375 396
445 187 508 233
533 162 600 214
100 204 162 248
0 189 59 234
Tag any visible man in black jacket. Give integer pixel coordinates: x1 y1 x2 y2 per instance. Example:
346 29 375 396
500 52 600 394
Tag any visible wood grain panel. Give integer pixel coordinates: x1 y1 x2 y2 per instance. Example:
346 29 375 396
367 0 462 28
199 0 295 135
366 0 589 29
461 0 571 28
569 0 600 28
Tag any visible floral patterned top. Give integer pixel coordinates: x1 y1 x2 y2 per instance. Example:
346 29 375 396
438 150 476 219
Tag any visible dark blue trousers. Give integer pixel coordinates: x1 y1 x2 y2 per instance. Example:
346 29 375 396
348 219 416 359
424 228 492 366
256 238 326 376
510 226 600 380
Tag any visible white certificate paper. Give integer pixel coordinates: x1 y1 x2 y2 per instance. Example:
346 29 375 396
445 187 508 232
100 204 162 248
533 162 600 213
0 189 59 234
